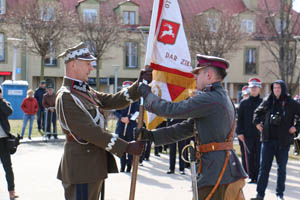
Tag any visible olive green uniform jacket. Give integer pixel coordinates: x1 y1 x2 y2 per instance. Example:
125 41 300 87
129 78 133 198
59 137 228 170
55 77 140 184
144 82 247 187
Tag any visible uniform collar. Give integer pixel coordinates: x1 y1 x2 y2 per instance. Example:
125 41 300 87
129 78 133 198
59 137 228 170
63 77 90 93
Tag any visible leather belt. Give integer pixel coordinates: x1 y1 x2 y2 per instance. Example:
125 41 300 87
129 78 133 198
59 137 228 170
197 141 233 153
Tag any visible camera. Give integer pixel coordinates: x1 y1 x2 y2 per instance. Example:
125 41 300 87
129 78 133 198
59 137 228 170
270 112 282 126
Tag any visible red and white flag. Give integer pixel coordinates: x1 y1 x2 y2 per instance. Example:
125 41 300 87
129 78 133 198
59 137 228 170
144 0 195 129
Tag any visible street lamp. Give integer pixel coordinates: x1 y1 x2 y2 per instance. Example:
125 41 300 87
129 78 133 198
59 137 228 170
7 37 26 81
113 65 120 93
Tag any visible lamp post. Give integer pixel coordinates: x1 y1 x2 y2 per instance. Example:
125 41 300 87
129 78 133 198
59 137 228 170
7 38 26 81
113 65 120 93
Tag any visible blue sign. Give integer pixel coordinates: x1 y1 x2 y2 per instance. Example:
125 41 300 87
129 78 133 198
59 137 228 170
16 68 22 74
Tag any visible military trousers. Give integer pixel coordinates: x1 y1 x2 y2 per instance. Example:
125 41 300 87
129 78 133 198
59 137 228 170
196 178 245 200
62 179 103 200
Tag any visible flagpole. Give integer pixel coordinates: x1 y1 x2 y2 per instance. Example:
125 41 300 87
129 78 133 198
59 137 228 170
129 96 145 200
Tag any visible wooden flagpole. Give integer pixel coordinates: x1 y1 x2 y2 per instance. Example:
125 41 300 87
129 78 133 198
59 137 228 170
129 97 145 200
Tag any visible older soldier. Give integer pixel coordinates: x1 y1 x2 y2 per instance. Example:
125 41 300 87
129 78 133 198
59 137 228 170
137 55 247 200
56 42 151 200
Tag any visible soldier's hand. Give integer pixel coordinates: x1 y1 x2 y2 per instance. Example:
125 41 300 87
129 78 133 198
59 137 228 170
137 83 152 99
134 128 154 142
126 141 144 155
121 117 130 124
256 123 263 132
237 134 245 142
138 68 153 84
289 126 297 134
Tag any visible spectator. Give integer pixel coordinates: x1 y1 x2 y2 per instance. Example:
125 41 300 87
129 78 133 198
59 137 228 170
0 86 18 199
293 95 300 156
237 78 263 184
34 80 46 133
241 85 250 100
251 80 300 200
42 87 57 139
114 81 139 173
20 89 39 140
237 85 251 174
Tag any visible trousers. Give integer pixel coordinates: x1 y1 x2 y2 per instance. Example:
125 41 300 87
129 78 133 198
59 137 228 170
62 180 104 200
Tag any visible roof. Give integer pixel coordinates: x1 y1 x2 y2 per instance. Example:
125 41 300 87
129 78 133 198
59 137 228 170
5 0 298 27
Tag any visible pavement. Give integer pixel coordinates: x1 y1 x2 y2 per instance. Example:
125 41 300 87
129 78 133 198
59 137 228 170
0 137 300 200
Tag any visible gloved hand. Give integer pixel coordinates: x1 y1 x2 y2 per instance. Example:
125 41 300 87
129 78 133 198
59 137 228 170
138 68 153 84
137 83 152 99
134 128 154 142
126 141 144 155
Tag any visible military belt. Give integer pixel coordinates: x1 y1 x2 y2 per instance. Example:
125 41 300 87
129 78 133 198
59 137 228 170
197 141 233 153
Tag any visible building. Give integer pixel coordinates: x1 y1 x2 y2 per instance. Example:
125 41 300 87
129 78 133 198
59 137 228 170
1 0 299 101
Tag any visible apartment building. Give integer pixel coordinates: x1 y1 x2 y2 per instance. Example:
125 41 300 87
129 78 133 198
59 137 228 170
0 0 299 101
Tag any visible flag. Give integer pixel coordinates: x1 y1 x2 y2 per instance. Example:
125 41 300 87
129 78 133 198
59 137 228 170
144 0 195 130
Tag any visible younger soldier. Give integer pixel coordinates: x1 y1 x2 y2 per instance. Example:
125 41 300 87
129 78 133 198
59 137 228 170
56 42 151 200
137 55 247 200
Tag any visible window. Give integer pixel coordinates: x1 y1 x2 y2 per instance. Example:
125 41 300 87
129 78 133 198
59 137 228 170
83 9 97 23
207 18 218 32
0 0 5 14
125 42 138 68
123 11 135 25
277 20 286 33
45 41 57 66
241 19 254 33
41 7 54 21
0 33 5 62
245 48 257 75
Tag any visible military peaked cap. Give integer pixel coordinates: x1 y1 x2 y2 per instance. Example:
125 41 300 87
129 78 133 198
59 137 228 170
192 54 229 74
57 42 96 63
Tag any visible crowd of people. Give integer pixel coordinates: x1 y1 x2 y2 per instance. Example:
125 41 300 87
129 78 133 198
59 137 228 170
2 42 300 200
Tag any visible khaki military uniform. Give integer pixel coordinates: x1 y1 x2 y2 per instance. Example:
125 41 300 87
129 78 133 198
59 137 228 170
55 77 140 200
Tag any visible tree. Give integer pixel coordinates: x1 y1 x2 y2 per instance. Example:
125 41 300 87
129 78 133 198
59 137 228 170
185 12 249 58
256 0 300 94
77 15 123 90
4 0 76 81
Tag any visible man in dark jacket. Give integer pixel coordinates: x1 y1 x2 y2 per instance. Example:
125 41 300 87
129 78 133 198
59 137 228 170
237 78 263 184
0 86 18 199
251 80 300 200
34 80 46 133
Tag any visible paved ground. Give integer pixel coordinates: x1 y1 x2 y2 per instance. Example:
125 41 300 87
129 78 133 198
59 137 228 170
1 138 300 200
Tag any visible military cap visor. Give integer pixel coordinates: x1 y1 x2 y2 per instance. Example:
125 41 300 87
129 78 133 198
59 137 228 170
57 42 96 63
192 54 229 74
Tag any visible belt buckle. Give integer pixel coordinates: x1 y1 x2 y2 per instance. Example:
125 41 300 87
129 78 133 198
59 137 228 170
211 145 215 151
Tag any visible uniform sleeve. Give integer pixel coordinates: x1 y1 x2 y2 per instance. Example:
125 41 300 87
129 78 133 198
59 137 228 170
236 101 245 135
95 81 140 110
253 99 268 125
144 91 217 119
152 118 194 146
58 92 128 158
